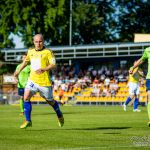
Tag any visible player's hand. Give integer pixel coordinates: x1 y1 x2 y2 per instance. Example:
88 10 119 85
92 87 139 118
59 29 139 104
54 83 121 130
129 67 134 74
13 72 19 84
35 68 45 74
14 77 18 84
129 70 133 74
14 71 19 78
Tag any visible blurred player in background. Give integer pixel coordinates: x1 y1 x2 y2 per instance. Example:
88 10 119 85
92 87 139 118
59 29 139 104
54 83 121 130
15 54 30 116
14 34 64 129
123 61 144 112
129 47 150 126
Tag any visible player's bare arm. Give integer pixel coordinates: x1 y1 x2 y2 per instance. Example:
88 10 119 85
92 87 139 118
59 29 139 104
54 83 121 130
14 61 28 78
129 67 137 75
129 58 144 74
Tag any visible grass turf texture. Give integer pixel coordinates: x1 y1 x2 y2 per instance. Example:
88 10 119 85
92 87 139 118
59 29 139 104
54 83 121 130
0 105 150 150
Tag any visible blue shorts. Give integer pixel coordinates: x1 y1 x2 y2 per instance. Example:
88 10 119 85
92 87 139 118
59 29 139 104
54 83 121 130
18 88 24 96
146 79 150 91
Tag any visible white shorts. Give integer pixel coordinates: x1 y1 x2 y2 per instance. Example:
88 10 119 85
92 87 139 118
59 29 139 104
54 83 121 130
128 82 140 95
25 80 53 101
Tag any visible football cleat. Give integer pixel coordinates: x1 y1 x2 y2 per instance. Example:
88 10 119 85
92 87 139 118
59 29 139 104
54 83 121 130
133 109 141 112
20 121 32 129
19 112 24 117
58 115 64 127
123 103 126 111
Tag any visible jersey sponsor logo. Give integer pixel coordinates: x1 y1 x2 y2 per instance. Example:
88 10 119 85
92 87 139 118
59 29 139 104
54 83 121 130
29 82 34 88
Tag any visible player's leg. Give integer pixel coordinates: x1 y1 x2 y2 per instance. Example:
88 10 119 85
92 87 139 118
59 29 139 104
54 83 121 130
39 86 64 127
20 89 33 129
18 88 24 116
133 94 141 112
146 79 150 126
47 100 64 127
123 82 135 111
133 83 141 112
147 91 150 126
123 95 134 111
19 96 24 115
20 80 36 129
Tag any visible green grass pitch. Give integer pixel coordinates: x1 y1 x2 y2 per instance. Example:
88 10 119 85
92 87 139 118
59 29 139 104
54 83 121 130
0 105 150 150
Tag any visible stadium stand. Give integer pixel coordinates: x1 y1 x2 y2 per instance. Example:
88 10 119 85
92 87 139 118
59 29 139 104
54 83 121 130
0 61 147 106
27 66 146 106
1 42 149 105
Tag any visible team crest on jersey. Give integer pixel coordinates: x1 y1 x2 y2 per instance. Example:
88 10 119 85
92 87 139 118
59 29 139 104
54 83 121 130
52 58 56 64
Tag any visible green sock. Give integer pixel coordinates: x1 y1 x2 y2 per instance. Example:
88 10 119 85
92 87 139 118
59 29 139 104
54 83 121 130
148 102 150 120
19 99 24 113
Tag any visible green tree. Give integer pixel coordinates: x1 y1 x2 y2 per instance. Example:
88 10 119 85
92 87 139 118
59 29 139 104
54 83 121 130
115 0 150 42
72 0 116 44
0 0 150 48
0 0 66 48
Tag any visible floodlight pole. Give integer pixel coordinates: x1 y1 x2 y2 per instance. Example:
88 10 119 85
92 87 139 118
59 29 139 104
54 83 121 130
69 0 72 46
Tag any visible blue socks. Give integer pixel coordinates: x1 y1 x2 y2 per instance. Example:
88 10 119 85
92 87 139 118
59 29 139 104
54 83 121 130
52 101 62 118
133 98 139 110
24 101 32 122
125 97 139 110
125 97 132 105
24 100 61 122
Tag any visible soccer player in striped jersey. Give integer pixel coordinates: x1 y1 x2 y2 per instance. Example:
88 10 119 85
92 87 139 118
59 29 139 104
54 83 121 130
123 61 144 112
14 34 64 129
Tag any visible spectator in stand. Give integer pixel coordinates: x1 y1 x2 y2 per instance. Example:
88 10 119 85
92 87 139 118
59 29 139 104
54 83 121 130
100 74 106 82
91 69 97 79
91 84 100 97
109 79 119 97
93 77 99 85
102 85 110 97
84 71 91 84
101 65 108 73
53 76 61 92
58 86 65 105
104 76 110 87
77 77 87 89
98 69 103 76
105 70 111 77
67 77 75 92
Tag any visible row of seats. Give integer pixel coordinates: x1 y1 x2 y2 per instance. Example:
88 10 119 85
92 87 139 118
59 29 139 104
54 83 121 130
75 96 147 102
30 82 147 103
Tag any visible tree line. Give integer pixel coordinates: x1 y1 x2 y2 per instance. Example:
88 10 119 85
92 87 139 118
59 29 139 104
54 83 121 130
0 0 150 49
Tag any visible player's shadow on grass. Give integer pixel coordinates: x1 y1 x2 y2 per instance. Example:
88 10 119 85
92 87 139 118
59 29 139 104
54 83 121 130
69 127 131 130
33 112 86 116
27 126 131 132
